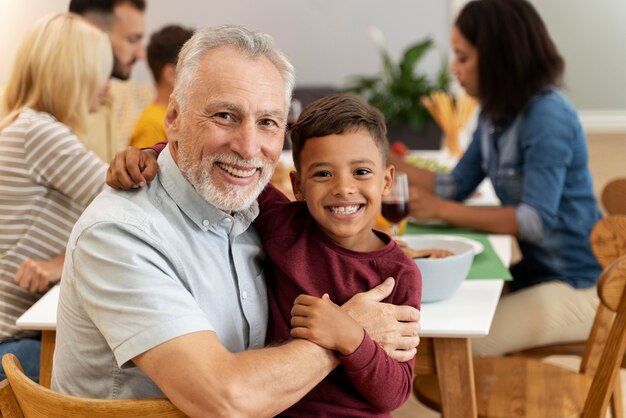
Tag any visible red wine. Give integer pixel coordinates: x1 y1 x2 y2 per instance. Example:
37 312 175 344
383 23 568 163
381 201 409 224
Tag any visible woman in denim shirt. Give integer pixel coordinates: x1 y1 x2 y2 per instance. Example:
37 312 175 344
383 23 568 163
391 0 602 355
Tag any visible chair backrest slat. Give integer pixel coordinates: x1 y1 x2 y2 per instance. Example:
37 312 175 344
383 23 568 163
582 215 626 374
590 215 626 269
580 304 613 376
1 354 187 418
0 379 24 418
602 178 626 215
582 256 626 417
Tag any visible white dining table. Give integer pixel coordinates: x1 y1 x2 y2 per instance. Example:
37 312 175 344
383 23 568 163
16 235 510 403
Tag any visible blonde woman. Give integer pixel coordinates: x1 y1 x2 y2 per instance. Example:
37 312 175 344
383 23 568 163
0 13 112 381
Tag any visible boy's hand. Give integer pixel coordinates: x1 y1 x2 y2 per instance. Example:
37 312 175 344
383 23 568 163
291 294 365 356
106 146 159 190
342 278 421 362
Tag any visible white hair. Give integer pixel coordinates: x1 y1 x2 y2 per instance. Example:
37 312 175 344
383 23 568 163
173 24 295 113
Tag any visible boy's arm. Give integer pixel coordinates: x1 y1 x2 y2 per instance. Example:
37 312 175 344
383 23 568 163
339 333 414 412
291 293 415 412
343 265 420 411
106 144 162 189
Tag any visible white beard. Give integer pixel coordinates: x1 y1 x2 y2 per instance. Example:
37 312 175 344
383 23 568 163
178 143 274 213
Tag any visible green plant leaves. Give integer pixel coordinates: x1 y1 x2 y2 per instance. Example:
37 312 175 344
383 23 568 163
343 36 450 131
399 38 433 80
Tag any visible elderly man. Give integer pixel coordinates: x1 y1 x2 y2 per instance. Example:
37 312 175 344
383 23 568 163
52 25 419 417
69 0 148 161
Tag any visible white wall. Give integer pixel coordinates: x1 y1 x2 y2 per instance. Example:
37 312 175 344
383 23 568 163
0 0 69 85
2 0 626 119
0 0 449 89
138 0 450 88
529 0 626 110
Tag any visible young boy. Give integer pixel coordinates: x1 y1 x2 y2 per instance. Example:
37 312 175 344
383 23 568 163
255 94 421 417
113 94 421 416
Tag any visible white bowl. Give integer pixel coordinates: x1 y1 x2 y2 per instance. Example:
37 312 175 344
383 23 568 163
400 236 475 303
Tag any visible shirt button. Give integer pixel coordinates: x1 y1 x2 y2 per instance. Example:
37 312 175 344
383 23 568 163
242 291 248 300
202 219 209 227
224 218 232 223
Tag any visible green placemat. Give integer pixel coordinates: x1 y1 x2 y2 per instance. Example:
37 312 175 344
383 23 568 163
405 223 512 280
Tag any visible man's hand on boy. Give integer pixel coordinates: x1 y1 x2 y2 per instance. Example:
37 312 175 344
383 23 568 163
342 277 421 362
291 294 365 356
106 146 159 190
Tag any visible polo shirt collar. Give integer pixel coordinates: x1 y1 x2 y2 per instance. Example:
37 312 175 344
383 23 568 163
157 145 259 233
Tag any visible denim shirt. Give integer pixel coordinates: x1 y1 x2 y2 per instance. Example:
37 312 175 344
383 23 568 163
436 87 602 290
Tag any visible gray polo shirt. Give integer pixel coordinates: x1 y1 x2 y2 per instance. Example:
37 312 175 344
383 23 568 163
52 145 268 399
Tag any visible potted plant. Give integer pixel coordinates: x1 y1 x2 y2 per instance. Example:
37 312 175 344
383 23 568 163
344 34 451 149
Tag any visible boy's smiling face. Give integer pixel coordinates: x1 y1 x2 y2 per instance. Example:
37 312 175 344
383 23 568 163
291 128 394 251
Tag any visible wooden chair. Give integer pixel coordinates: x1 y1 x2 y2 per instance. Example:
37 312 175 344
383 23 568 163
509 216 626 357
590 215 626 269
497 215 626 417
414 254 626 417
0 354 187 418
602 178 626 215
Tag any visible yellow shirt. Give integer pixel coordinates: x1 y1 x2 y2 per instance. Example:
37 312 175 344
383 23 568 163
129 103 167 149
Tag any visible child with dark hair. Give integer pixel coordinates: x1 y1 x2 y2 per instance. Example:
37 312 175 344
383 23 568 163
253 94 421 417
130 24 194 148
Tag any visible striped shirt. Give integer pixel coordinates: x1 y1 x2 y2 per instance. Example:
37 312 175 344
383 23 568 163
0 108 106 339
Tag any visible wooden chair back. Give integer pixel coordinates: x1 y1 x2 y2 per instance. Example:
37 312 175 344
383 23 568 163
414 255 626 417
590 215 626 269
602 178 626 215
581 255 626 416
0 354 187 418
583 215 626 373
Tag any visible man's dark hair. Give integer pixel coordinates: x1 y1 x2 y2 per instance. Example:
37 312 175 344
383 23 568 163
456 0 564 121
290 94 388 172
69 0 146 15
147 25 194 83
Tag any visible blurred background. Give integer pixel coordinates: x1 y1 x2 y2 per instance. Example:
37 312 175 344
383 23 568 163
1 0 626 130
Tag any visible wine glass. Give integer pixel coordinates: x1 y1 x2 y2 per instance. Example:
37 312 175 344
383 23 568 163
381 172 410 236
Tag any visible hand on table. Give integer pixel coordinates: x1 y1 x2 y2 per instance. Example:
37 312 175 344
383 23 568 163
409 185 444 220
291 294 364 356
14 256 63 293
106 146 159 190
342 278 421 362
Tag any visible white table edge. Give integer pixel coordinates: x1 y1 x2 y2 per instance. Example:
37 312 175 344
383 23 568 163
15 284 59 331
16 235 512 340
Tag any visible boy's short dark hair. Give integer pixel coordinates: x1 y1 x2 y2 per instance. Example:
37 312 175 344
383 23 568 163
147 25 194 83
290 94 388 171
